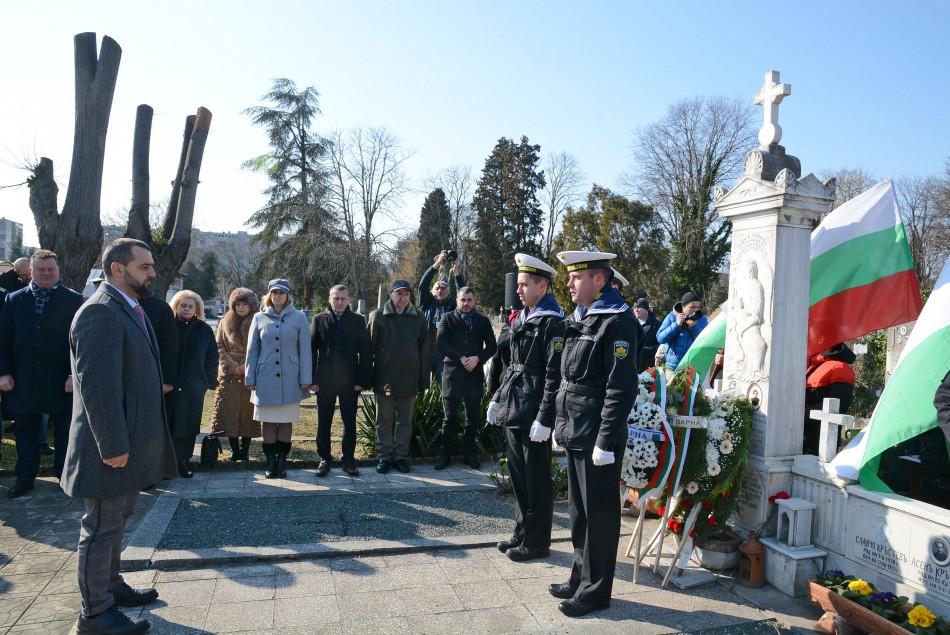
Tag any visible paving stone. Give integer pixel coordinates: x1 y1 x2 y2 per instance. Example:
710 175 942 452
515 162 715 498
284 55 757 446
141 604 210 633
339 616 412 635
152 579 217 607
6 618 76 633
0 552 70 575
15 591 80 625
212 575 276 603
39 570 78 595
454 579 523 611
205 599 274 632
508 574 566 606
0 597 33 628
273 559 332 575
395 584 463 615
336 589 404 621
0 573 55 597
332 568 400 594
406 606 541 634
274 571 335 598
328 556 387 571
274 595 340 627
439 557 506 582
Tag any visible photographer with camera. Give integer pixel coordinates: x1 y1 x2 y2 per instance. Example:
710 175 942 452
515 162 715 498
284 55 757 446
419 250 466 383
656 291 709 373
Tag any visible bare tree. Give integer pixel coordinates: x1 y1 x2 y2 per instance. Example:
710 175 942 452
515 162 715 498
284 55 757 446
539 152 584 257
424 164 474 251
821 167 876 209
627 96 756 299
895 175 949 291
326 127 411 300
27 33 121 290
124 104 213 299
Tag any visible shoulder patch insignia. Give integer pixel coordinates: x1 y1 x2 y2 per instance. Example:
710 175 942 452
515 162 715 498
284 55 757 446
551 336 565 353
613 340 630 359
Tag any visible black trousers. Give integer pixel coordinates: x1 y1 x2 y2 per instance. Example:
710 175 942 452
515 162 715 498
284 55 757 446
317 390 358 462
172 436 197 466
78 493 137 617
441 393 482 454
505 426 553 550
14 412 69 480
566 447 622 606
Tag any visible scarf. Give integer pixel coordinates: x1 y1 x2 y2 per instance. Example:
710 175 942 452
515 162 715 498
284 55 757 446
518 292 565 326
572 287 630 321
31 281 62 317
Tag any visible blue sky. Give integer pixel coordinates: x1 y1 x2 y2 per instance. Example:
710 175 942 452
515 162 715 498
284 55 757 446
2 0 948 247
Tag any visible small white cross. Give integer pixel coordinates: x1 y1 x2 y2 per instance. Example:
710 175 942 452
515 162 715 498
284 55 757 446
754 70 791 148
810 397 864 462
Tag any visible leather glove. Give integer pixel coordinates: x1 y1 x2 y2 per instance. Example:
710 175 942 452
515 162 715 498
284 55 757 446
528 420 552 443
486 400 501 425
591 445 615 466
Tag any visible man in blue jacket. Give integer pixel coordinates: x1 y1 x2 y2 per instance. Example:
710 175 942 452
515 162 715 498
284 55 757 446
419 251 465 383
656 291 709 372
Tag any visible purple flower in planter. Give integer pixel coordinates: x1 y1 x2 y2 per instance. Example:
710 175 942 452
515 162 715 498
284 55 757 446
825 569 845 580
870 591 898 607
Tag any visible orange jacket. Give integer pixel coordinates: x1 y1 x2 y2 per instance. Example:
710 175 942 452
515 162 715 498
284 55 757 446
806 354 856 389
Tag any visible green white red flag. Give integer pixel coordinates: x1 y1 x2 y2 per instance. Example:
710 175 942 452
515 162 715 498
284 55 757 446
832 256 950 489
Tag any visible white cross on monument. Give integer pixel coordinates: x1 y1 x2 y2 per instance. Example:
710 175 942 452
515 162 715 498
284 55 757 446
754 70 791 149
809 397 866 462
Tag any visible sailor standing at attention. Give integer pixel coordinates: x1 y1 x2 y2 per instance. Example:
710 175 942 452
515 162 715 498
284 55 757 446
548 250 641 617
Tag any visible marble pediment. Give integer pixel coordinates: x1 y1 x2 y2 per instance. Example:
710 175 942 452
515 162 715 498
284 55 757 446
714 170 836 208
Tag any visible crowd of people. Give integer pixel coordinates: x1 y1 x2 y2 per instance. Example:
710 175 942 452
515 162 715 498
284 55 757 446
1 237 892 633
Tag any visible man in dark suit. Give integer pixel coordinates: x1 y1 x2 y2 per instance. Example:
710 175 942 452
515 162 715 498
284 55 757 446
435 286 497 470
311 284 371 477
0 257 31 310
0 250 84 498
61 238 176 635
140 290 178 397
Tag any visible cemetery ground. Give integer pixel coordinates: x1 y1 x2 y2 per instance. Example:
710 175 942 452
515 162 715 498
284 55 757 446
0 396 824 634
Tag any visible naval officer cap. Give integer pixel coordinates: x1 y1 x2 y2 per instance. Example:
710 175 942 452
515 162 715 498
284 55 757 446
514 253 557 278
611 268 630 289
555 250 617 272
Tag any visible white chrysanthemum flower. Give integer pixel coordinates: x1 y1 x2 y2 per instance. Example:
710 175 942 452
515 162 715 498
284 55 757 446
707 463 722 476
705 444 719 465
722 431 732 442
720 440 733 455
686 481 699 495
644 452 658 468
638 371 654 383
707 417 726 441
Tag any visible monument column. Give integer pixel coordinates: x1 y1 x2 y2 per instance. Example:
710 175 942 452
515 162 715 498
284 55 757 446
715 71 836 529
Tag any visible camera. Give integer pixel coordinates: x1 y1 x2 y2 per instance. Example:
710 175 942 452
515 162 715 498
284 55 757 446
443 249 458 262
685 309 704 321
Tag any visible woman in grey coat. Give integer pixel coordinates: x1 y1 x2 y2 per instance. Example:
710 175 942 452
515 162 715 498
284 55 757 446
245 279 312 478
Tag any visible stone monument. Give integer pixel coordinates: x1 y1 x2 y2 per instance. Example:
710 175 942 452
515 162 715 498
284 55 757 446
713 70 836 530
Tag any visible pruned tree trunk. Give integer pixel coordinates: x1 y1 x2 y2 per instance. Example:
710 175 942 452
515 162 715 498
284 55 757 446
124 106 212 300
27 33 121 291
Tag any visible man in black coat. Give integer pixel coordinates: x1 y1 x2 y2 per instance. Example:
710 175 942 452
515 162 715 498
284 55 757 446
0 258 31 310
549 250 641 618
141 291 179 397
435 286 497 469
488 254 565 562
633 297 660 372
0 250 84 498
311 284 371 477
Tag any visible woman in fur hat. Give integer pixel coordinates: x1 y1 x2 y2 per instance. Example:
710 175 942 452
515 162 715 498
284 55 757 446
211 288 261 460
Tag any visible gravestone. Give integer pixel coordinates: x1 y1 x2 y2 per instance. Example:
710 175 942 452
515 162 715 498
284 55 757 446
713 70 836 530
886 321 916 384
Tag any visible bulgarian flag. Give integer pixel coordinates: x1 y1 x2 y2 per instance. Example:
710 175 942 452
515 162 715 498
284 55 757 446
808 180 922 357
832 256 950 490
677 180 921 374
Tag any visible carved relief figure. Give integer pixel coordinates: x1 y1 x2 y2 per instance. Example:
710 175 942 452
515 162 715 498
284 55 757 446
733 259 768 379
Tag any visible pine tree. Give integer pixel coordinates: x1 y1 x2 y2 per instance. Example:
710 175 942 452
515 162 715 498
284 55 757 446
414 188 453 284
469 136 546 310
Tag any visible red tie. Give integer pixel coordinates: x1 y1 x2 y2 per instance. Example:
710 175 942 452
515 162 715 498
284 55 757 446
133 304 148 332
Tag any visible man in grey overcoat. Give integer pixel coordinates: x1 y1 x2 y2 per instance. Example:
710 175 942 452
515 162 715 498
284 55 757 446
61 238 176 635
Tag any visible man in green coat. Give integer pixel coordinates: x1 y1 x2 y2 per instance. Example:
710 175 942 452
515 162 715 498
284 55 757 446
368 280 430 474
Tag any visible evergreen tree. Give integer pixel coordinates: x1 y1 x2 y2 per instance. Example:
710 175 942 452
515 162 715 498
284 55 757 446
243 78 342 307
182 250 219 299
414 188 453 284
551 185 669 310
469 136 546 310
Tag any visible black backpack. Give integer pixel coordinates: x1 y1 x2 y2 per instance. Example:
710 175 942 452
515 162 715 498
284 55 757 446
200 432 223 467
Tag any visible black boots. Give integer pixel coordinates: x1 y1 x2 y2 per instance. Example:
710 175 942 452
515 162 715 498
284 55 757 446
240 436 251 461
7 479 34 499
263 443 278 478
275 441 290 479
434 451 451 470
228 437 241 462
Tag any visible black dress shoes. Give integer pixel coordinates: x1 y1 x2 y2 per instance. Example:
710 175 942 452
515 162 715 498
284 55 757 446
316 460 330 477
497 537 521 553
463 454 481 469
376 459 391 474
342 462 359 477
558 598 609 618
77 606 150 634
394 459 411 473
434 454 451 470
548 582 574 600
505 546 549 562
112 585 159 607
7 479 34 498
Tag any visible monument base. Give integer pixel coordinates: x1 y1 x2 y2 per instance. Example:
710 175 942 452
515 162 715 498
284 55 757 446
735 455 794 531
760 536 827 597
792 454 950 615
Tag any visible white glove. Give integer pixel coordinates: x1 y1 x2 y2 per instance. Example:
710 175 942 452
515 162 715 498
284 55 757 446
591 445 615 466
528 420 552 443
486 400 501 425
